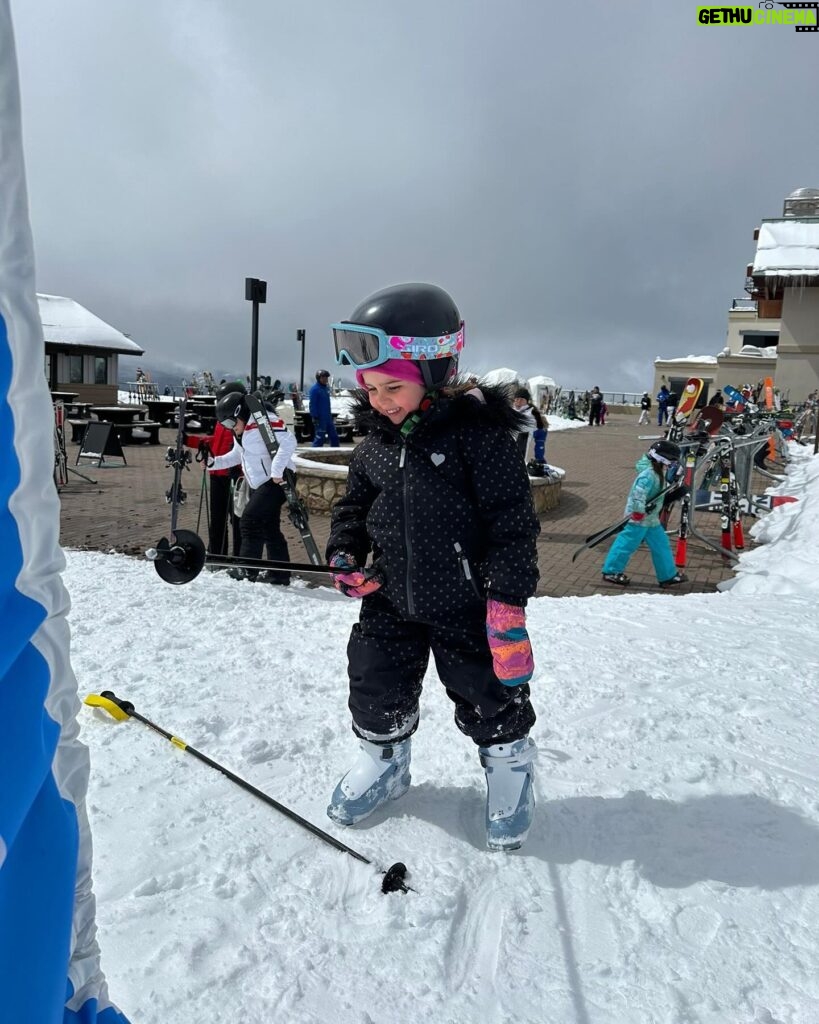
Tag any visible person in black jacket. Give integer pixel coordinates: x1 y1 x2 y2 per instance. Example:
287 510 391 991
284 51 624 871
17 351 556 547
325 283 540 851
588 386 603 426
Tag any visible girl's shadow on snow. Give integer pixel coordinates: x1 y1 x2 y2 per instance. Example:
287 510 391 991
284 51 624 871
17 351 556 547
395 782 819 890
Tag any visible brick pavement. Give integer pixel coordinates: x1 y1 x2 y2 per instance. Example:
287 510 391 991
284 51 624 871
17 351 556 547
56 411 754 597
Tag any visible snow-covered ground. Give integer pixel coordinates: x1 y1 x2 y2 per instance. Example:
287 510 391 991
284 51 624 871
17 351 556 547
67 447 819 1024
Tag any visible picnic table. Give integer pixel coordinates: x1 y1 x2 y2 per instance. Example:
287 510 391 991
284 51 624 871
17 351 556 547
90 405 162 445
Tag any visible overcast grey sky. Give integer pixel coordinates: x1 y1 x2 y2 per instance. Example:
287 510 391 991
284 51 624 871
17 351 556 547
12 1 819 389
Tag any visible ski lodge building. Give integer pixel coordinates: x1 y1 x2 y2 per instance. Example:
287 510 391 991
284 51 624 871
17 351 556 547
41 292 143 404
653 188 819 405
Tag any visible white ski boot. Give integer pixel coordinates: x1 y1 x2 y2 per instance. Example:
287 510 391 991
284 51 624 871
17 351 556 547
327 737 411 826
479 737 536 851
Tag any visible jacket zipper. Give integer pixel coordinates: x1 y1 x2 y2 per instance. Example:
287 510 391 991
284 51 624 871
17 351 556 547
454 541 482 597
399 444 416 616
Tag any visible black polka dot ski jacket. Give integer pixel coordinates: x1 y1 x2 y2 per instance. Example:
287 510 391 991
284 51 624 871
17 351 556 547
326 382 541 622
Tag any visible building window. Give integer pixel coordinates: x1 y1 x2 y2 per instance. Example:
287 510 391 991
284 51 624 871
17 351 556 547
740 332 778 349
68 354 83 384
95 356 108 385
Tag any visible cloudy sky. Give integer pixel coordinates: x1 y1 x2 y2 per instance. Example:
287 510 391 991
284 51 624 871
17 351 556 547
12 1 819 390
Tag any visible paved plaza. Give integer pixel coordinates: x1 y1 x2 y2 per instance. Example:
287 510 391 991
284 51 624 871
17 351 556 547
57 410 756 597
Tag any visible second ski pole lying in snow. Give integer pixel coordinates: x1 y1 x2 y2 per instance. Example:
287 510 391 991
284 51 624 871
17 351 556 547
84 690 411 895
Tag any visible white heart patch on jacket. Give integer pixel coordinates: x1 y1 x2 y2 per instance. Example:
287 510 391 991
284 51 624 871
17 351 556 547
431 453 446 467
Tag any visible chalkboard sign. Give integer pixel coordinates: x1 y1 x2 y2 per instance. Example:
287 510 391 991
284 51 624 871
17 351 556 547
76 422 127 468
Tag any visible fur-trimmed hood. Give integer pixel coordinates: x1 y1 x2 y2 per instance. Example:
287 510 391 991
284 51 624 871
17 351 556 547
327 374 540 615
349 377 531 439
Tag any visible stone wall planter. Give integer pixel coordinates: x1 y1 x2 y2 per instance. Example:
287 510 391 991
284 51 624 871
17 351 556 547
294 448 564 516
529 470 563 513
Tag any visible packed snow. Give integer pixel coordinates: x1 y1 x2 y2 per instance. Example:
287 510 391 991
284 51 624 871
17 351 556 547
65 446 819 1024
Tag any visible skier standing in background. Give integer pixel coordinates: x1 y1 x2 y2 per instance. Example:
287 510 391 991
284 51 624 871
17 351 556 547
638 392 651 424
656 384 671 425
309 369 339 447
513 386 548 465
208 391 297 585
588 385 603 426
325 282 540 851
185 380 246 557
601 439 687 588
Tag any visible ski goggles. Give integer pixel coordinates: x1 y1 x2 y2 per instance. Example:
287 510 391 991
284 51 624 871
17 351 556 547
331 322 465 370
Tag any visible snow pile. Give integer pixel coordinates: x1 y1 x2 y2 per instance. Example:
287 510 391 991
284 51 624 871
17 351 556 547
545 412 586 432
63 444 819 1024
728 446 819 598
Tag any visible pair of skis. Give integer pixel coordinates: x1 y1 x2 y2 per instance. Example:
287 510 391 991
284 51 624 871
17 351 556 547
570 480 681 563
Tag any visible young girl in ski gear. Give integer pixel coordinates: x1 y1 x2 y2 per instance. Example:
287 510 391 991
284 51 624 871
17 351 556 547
209 392 297 584
601 439 687 588
326 282 540 851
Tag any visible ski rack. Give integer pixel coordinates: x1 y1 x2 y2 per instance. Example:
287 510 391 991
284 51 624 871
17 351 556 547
671 435 741 567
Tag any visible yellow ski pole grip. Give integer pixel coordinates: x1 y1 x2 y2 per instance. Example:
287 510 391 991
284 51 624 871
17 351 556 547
84 693 132 721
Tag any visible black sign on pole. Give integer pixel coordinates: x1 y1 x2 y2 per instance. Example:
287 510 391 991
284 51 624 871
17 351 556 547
245 277 267 390
297 329 306 394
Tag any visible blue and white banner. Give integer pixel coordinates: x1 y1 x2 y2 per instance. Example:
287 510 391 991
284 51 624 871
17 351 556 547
0 3 128 1021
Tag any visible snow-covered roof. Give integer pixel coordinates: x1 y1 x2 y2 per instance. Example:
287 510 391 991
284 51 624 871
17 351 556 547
654 355 718 364
528 374 556 388
752 219 819 277
37 293 144 355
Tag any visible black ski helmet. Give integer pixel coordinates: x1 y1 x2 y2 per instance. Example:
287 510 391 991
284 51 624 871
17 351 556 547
648 439 681 465
315 369 331 381
215 391 249 427
215 380 247 401
344 282 463 388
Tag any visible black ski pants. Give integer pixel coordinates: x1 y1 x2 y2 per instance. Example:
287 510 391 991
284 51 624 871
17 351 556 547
208 472 241 556
240 479 290 583
346 596 536 747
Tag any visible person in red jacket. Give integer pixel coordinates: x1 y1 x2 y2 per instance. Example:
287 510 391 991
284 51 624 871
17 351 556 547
185 381 245 555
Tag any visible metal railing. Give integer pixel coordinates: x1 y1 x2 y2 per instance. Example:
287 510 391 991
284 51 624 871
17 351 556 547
563 390 644 407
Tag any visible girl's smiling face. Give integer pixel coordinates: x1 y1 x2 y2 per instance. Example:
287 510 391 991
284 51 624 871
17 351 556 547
361 370 426 425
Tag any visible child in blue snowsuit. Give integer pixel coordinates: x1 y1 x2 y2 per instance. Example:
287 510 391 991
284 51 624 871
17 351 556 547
601 439 686 588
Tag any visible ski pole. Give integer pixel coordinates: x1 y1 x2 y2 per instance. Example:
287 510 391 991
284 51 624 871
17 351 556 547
145 528 368 585
195 464 208 536
84 691 411 895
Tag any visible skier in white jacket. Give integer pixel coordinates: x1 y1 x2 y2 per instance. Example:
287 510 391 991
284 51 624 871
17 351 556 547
210 392 298 583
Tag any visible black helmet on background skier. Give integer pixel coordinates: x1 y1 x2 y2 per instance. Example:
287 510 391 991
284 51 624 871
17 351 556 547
647 439 681 466
214 380 247 401
315 369 331 382
331 282 465 389
215 391 249 429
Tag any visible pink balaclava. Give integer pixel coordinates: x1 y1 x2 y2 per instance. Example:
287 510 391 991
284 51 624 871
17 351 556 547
355 358 425 389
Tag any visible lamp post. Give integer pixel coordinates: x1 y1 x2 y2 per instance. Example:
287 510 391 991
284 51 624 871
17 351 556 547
297 329 306 394
245 277 267 390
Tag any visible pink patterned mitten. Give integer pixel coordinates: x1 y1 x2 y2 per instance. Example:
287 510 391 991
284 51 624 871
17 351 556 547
329 553 383 599
486 599 534 687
